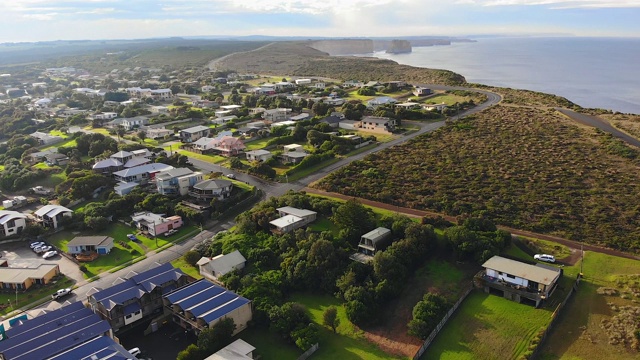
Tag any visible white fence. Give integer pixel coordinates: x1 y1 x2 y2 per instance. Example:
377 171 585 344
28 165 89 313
297 343 319 360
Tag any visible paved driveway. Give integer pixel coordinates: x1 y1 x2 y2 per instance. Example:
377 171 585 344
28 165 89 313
0 241 85 284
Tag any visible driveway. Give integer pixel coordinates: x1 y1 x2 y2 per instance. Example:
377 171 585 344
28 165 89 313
0 241 85 284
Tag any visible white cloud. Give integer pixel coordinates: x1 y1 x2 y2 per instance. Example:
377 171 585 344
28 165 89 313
461 0 640 8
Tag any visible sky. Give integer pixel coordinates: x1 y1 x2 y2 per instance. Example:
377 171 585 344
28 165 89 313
1 0 639 42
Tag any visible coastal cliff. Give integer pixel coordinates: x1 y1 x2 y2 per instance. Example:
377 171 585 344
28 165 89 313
386 40 412 54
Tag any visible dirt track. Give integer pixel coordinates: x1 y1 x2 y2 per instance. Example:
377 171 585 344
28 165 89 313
304 188 640 263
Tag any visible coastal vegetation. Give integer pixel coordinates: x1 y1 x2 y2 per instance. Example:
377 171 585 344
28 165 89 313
315 105 640 251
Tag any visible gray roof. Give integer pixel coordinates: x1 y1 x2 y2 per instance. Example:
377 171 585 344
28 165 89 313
194 179 233 191
198 250 246 277
276 206 317 218
181 125 210 133
67 236 114 247
482 256 561 286
113 163 173 178
156 167 194 180
361 227 391 244
34 205 72 217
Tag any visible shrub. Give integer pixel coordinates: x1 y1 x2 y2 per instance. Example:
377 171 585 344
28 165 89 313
183 250 202 267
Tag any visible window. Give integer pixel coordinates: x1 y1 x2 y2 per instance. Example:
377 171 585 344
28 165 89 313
506 274 515 279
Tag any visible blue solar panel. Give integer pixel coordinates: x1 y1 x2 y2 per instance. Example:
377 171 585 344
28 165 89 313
92 279 137 302
165 279 211 303
201 298 250 324
130 263 175 284
188 292 237 317
138 269 183 292
123 302 141 316
48 335 134 360
174 286 225 310
102 287 144 309
3 301 85 338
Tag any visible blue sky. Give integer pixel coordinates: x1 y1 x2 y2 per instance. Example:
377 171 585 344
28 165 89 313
1 0 639 42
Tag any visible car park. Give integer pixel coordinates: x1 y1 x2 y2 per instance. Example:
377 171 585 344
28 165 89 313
164 229 178 237
34 245 52 254
534 254 556 263
42 250 58 259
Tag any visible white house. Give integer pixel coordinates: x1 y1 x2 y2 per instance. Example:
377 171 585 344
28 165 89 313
66 236 114 255
197 250 246 284
283 144 304 153
112 163 173 185
0 210 27 237
269 207 317 233
34 205 73 229
189 179 233 201
295 78 312 85
263 108 291 122
422 103 447 112
121 116 149 131
413 87 432 97
146 127 173 139
366 96 397 109
245 150 273 162
155 168 203 196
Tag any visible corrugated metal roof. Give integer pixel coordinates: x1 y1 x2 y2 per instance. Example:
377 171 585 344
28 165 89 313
482 256 561 286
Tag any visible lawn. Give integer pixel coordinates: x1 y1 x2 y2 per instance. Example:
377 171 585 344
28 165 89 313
516 236 572 260
235 326 301 360
307 216 339 234
346 90 379 101
245 137 271 150
49 130 69 138
354 130 398 143
420 93 472 106
83 126 111 136
170 258 202 280
38 169 68 188
0 165 4 171
41 137 77 150
539 251 640 360
283 157 342 182
291 293 403 360
173 149 226 164
423 291 553 360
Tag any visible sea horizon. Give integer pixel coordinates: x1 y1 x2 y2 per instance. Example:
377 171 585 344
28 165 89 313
356 37 640 115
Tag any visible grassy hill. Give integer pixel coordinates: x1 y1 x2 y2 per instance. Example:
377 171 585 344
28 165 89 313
213 41 466 85
315 105 640 251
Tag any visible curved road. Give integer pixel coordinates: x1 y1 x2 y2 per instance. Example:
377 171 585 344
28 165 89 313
556 108 640 148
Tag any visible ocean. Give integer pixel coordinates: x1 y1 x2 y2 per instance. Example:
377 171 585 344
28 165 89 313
362 37 640 114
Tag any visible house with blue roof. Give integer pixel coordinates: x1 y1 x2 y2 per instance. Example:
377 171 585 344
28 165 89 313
163 278 252 335
0 301 134 360
88 263 189 332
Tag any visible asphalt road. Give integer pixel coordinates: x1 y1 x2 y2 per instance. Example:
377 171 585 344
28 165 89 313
556 108 640 148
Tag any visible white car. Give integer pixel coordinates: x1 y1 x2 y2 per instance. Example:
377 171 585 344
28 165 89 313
128 347 141 357
30 241 45 249
164 229 178 237
534 254 556 263
226 173 236 179
52 288 72 300
43 250 58 259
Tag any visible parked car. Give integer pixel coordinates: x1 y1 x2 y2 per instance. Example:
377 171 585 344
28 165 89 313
127 234 138 241
164 229 178 237
128 348 141 357
35 245 53 254
534 254 556 263
30 241 45 249
30 186 52 195
226 173 236 179
42 250 58 259
52 288 72 300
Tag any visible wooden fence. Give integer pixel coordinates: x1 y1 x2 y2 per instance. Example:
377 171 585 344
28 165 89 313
529 274 581 359
412 285 473 360
296 343 319 360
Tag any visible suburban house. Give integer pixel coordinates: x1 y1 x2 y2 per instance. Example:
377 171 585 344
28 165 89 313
360 116 396 134
92 158 124 174
366 96 397 109
479 256 562 307
319 115 343 128
396 102 421 110
30 131 62 146
92 112 118 121
88 263 190 332
120 116 149 131
131 212 183 237
155 168 203 196
146 127 173 139
180 125 211 143
163 278 252 334
412 86 433 97
34 205 73 229
249 107 266 115
270 207 317 234
289 113 310 121
283 144 304 153
0 301 134 360
43 153 68 166
189 179 233 201
0 262 59 290
112 163 174 185
422 102 447 112
245 149 273 162
281 151 308 164
34 98 52 108
358 227 392 256
66 236 114 255
196 250 246 284
295 78 312 85
210 136 246 156
205 339 255 360
0 210 27 237
263 108 291 122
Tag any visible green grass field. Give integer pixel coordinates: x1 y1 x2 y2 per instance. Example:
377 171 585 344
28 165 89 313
283 157 342 182
346 90 379 101
307 216 339 234
49 130 69 138
291 294 403 360
354 131 398 143
170 258 203 280
42 138 77 150
171 148 226 164
421 93 471 106
245 137 271 150
235 326 302 360
540 252 640 360
423 292 553 360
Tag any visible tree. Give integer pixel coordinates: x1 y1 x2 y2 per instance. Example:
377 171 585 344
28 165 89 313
176 344 206 360
197 318 236 354
408 293 450 339
269 302 310 337
332 199 376 245
137 130 147 142
323 306 340 333
183 250 201 267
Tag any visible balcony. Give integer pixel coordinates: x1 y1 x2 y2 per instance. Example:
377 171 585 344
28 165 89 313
475 271 547 305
